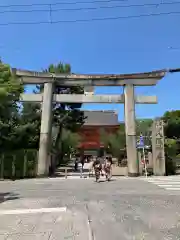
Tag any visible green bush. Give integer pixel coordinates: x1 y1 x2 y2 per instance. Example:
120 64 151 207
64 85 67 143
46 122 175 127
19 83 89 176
165 155 176 175
3 153 13 178
15 150 25 178
0 149 38 179
26 150 37 178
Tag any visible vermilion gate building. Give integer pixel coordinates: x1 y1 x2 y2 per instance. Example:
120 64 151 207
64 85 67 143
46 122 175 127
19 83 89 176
78 111 120 157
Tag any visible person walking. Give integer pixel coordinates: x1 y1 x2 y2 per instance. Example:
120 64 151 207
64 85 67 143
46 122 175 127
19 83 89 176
80 157 85 178
93 157 102 182
104 156 113 181
74 157 78 172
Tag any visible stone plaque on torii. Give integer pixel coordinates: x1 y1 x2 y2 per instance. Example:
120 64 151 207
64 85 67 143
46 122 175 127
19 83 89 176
12 68 179 177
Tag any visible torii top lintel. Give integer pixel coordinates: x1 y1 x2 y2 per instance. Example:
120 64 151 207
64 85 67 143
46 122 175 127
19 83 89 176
12 68 180 86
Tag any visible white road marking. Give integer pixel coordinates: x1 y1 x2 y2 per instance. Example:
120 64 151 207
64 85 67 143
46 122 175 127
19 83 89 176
157 184 180 187
0 207 67 215
147 179 180 181
165 188 180 191
149 182 180 184
142 176 180 191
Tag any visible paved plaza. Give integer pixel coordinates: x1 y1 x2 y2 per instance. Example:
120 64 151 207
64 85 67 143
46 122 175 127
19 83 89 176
0 176 180 239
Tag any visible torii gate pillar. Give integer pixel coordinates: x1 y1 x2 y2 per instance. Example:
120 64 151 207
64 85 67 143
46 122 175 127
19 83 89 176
124 84 139 176
37 83 53 176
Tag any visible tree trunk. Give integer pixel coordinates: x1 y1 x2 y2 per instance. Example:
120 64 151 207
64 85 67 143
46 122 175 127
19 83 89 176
54 123 63 167
51 105 67 173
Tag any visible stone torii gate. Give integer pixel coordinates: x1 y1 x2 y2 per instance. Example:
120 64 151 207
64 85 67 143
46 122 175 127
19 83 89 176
12 68 176 177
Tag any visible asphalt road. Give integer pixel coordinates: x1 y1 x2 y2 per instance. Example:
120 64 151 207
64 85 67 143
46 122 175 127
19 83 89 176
0 176 180 239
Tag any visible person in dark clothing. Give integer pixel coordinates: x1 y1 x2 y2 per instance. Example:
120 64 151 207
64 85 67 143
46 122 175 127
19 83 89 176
81 158 85 169
107 156 113 165
104 156 113 181
74 158 78 171
93 158 102 182
93 158 102 169
80 157 85 178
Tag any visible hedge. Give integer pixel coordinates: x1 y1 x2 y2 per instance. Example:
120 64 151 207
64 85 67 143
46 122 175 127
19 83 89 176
0 149 38 179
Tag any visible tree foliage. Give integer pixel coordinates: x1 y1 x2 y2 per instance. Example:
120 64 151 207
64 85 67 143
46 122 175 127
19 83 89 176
165 138 177 157
19 102 41 149
43 63 85 131
136 119 153 136
100 126 126 161
43 63 85 165
163 110 180 139
0 60 84 160
136 119 153 147
0 60 24 150
162 110 180 174
61 129 81 156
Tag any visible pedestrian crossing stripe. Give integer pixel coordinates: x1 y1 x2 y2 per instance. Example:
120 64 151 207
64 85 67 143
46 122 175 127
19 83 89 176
141 176 180 191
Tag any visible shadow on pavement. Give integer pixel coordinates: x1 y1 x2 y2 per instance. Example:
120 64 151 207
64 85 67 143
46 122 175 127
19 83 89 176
94 178 116 183
108 178 116 182
0 192 20 204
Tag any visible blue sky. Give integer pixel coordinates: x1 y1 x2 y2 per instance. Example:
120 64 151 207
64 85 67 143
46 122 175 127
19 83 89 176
0 0 180 120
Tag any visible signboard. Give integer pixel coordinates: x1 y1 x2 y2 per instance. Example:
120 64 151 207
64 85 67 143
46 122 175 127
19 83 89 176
139 135 144 147
137 135 144 148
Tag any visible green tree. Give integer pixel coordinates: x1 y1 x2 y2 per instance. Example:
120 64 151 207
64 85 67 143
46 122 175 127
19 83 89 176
165 138 177 157
19 102 41 149
163 110 180 139
100 127 126 164
0 60 85 177
136 119 153 136
165 138 177 175
136 119 153 146
60 129 81 164
44 63 85 130
43 63 85 165
20 62 85 154
0 60 23 150
161 110 180 174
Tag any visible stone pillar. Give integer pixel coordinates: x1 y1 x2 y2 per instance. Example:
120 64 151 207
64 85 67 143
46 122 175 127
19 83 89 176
124 84 139 176
152 119 166 176
37 83 53 177
148 152 153 168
